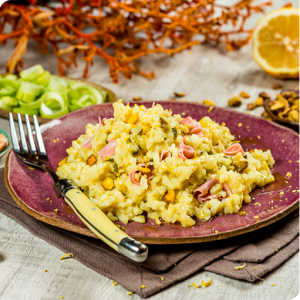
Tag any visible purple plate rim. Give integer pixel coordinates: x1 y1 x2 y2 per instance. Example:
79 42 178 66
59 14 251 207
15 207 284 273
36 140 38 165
4 101 300 244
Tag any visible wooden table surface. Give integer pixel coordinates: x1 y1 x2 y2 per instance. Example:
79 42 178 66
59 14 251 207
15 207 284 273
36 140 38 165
0 1 299 299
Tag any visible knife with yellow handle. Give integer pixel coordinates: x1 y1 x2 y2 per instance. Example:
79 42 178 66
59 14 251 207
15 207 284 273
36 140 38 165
9 113 148 263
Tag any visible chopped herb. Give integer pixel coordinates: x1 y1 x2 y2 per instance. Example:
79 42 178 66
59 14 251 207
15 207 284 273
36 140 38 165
132 149 140 156
172 128 177 138
113 162 119 173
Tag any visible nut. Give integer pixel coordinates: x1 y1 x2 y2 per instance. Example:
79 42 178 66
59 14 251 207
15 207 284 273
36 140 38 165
132 96 141 101
247 103 256 110
270 101 285 111
164 189 175 203
272 83 283 89
240 91 250 98
259 92 271 100
202 99 215 106
228 96 242 107
288 110 299 122
281 91 297 99
174 92 185 97
102 177 114 190
254 97 263 107
87 154 97 166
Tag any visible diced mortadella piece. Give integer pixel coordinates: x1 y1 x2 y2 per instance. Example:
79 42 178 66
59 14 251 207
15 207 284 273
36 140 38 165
98 116 107 129
129 169 142 186
98 139 117 160
179 116 203 138
81 136 93 149
224 143 245 156
160 150 171 161
179 116 194 127
129 163 152 185
222 183 232 198
193 178 220 203
178 137 195 161
195 193 219 204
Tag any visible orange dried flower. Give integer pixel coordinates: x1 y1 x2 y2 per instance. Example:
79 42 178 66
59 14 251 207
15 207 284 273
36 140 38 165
0 1 271 83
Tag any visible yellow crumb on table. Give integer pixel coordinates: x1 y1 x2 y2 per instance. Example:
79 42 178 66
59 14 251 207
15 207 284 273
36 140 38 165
286 172 292 177
127 291 133 296
202 278 212 287
160 277 164 281
238 123 242 127
44 269 47 272
254 267 258 270
234 263 246 270
141 285 146 289
59 253 74 260
112 280 118 286
188 283 199 288
254 216 259 219
272 284 276 287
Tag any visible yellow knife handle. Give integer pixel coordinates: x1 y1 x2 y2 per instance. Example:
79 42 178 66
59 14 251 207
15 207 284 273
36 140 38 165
61 187 148 262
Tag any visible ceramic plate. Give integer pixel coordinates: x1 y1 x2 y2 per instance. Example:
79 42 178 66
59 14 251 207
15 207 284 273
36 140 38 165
4 101 299 244
0 75 116 125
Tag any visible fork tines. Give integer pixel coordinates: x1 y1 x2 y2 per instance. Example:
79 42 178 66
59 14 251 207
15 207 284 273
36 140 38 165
9 113 47 157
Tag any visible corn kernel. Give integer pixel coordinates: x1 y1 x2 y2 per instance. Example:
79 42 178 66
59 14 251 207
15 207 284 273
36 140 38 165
164 189 175 203
102 177 114 190
58 157 68 166
128 114 139 124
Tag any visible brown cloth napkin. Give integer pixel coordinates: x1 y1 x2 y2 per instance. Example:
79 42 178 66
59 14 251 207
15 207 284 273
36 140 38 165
0 168 298 299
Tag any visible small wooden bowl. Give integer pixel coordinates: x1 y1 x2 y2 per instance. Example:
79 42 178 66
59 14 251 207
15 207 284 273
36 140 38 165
263 89 300 133
0 75 116 125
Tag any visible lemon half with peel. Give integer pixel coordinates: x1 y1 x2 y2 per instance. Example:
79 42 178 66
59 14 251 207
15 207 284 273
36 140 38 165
252 7 299 78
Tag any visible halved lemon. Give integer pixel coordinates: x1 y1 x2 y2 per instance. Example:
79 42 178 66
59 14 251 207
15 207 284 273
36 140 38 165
252 7 299 78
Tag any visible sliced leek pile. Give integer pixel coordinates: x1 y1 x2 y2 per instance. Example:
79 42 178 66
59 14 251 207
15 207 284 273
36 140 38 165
0 65 107 119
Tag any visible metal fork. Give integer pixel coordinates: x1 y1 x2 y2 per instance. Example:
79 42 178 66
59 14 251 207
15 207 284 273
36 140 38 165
9 113 148 262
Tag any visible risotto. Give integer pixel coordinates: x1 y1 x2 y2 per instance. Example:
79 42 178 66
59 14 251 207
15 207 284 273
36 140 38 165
56 101 275 227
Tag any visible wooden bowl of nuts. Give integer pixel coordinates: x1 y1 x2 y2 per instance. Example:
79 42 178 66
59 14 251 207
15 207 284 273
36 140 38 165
263 90 299 132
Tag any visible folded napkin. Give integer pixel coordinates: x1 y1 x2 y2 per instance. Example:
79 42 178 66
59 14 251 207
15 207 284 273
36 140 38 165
0 168 298 298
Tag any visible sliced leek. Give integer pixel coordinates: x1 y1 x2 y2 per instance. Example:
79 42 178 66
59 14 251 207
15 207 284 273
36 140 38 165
39 92 69 119
13 107 39 116
0 99 11 111
1 64 108 118
33 71 51 87
20 64 44 81
1 96 18 106
16 81 42 103
0 79 19 97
